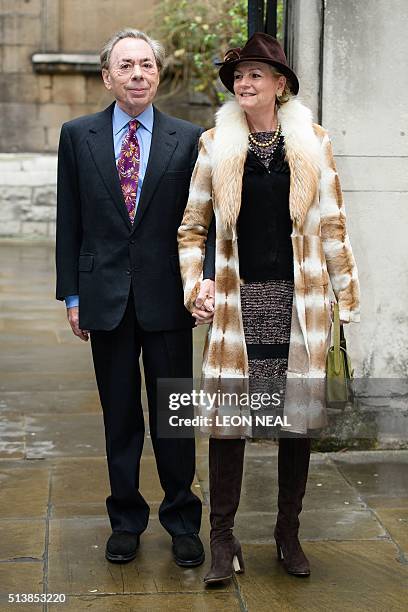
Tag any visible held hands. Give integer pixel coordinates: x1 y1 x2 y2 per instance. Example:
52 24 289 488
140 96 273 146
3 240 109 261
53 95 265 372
192 279 215 326
67 306 89 341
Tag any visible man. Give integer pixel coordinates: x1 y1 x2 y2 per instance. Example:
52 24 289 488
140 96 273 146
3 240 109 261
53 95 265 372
56 29 209 566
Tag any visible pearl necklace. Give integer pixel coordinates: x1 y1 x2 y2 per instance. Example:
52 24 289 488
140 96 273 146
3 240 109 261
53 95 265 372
248 130 283 162
248 123 282 147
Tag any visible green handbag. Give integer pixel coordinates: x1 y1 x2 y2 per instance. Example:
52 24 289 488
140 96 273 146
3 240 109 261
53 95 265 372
326 303 354 407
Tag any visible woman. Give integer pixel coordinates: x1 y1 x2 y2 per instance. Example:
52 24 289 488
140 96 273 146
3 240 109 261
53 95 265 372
178 33 360 583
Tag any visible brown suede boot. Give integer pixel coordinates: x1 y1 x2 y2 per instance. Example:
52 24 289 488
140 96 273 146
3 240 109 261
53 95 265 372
204 438 246 585
274 436 311 577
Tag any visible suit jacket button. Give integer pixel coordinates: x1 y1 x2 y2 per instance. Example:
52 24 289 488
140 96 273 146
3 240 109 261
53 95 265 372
130 240 135 245
126 269 131 275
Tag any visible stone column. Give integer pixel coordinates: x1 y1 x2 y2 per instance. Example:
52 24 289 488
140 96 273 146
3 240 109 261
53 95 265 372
321 0 408 380
285 0 322 119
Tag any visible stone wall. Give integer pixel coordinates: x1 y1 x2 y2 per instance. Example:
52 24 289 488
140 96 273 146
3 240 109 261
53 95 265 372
287 0 408 447
0 0 216 239
288 0 408 378
323 0 408 383
0 154 57 238
0 0 154 153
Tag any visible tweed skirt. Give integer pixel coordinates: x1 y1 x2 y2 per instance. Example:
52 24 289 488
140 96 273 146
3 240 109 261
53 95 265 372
240 279 294 437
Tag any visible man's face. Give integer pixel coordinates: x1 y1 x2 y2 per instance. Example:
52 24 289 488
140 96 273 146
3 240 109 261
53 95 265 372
102 38 160 116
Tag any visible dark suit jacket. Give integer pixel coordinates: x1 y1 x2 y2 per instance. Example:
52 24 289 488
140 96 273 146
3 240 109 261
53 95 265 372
56 103 203 331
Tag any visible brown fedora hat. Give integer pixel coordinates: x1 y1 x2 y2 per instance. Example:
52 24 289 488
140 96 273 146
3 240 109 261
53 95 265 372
217 32 299 96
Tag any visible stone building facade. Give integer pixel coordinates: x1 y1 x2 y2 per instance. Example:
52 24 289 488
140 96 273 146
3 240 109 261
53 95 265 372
287 0 408 445
0 0 155 237
0 0 154 153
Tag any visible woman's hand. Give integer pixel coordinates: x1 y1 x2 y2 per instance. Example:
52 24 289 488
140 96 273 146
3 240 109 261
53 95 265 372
192 279 215 326
330 301 348 324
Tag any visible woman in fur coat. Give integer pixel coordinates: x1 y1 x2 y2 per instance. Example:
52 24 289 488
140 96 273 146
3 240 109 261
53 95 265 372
178 33 360 584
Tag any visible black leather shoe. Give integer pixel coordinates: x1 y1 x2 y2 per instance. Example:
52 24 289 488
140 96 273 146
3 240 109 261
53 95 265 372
172 533 205 567
105 531 140 563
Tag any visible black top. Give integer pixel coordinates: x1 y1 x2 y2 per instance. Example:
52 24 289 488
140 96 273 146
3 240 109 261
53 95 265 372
238 141 293 282
202 140 293 283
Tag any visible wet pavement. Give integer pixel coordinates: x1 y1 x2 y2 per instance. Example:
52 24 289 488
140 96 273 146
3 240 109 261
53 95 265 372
0 241 407 611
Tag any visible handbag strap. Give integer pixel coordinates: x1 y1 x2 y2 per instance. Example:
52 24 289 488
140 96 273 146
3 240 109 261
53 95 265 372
333 303 341 374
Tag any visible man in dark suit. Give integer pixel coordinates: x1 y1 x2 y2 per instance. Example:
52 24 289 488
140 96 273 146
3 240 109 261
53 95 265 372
56 29 210 566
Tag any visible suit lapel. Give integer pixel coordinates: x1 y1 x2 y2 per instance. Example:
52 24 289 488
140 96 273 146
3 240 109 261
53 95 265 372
131 107 178 233
87 103 132 230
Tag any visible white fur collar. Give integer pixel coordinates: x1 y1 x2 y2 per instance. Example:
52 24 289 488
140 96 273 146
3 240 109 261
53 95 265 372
213 97 320 169
211 97 321 227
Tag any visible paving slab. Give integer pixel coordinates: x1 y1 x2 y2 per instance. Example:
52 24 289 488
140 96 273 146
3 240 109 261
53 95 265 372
0 411 25 459
24 413 106 459
0 600 42 612
51 456 163 517
0 342 93 373
236 540 408 612
0 465 49 519
47 517 223 597
48 592 241 611
0 519 45 561
198 453 363 514
372 507 408 554
332 454 408 512
0 319 66 335
50 457 109 518
0 371 97 392
0 390 100 414
0 564 43 609
235 506 384 544
0 300 64 314
0 329 58 345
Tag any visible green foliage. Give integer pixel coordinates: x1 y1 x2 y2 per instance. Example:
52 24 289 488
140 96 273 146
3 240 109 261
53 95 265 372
154 0 283 108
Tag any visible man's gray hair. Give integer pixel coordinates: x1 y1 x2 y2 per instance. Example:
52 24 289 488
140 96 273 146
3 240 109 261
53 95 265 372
100 29 165 71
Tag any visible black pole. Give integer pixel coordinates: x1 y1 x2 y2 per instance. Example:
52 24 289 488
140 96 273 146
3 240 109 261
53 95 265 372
248 0 264 37
265 0 278 37
248 1 278 37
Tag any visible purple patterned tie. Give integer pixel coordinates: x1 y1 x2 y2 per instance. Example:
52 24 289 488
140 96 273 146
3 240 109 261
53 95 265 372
117 119 140 224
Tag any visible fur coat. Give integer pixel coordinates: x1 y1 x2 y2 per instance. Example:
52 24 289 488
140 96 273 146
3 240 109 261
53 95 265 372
178 98 360 434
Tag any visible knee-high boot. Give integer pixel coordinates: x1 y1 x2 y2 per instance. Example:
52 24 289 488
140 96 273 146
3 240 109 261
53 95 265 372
204 437 246 585
274 436 311 576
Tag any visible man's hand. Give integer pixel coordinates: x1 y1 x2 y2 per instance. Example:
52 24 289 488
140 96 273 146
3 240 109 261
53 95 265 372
67 306 89 341
192 279 215 326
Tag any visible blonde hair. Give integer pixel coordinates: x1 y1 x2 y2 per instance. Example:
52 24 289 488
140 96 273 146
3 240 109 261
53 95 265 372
268 65 293 105
100 29 165 72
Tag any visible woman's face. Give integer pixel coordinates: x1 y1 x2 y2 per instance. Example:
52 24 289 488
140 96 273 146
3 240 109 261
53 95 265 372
233 61 286 114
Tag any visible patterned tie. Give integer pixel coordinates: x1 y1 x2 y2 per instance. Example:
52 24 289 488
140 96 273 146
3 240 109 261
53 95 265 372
117 119 140 224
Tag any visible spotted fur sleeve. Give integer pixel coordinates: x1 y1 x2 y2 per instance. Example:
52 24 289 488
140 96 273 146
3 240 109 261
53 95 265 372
319 131 360 322
178 131 214 312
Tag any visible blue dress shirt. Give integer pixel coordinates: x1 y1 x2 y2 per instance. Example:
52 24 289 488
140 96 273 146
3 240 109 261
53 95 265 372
65 103 154 309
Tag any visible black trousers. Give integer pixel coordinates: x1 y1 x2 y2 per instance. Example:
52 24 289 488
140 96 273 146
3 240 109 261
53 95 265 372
90 292 201 536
